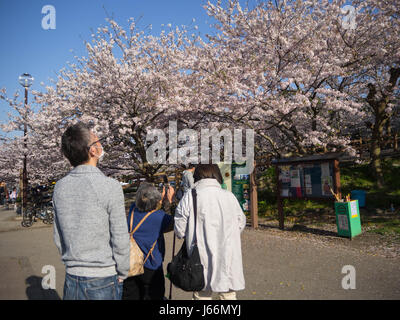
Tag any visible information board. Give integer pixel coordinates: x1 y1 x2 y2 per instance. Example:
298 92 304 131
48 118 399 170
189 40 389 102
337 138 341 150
231 163 250 213
218 162 250 213
278 161 335 199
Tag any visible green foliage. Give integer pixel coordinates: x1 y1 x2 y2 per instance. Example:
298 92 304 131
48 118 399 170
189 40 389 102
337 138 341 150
341 158 400 208
368 219 400 236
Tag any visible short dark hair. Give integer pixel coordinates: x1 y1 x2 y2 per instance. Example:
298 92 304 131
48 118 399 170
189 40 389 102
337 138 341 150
182 163 196 170
61 122 92 167
193 164 223 184
135 182 162 212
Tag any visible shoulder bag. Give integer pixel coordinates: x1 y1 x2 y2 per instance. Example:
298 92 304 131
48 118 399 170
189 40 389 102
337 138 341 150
167 188 205 291
128 207 158 277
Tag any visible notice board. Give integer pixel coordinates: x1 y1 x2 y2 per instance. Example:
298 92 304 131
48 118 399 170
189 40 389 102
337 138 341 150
231 163 250 213
278 162 336 199
218 162 250 213
272 154 342 230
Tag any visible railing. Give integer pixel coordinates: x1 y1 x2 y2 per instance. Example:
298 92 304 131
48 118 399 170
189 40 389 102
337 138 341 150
349 133 399 158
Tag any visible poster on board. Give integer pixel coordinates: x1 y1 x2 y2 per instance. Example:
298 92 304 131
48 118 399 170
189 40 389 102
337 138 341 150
277 161 335 199
321 176 333 196
290 170 301 188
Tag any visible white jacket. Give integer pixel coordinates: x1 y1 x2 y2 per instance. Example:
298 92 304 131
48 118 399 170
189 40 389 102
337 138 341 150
174 178 246 292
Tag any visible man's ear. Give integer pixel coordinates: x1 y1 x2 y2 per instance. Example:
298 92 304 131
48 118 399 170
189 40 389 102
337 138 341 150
88 145 95 158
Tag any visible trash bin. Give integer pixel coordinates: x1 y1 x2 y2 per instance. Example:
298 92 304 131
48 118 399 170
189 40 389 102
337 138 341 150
351 190 366 207
334 200 362 239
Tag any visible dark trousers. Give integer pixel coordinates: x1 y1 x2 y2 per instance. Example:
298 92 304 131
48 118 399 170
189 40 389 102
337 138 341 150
122 267 165 300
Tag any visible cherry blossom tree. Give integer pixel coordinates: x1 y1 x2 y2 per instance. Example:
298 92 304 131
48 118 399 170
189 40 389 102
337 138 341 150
33 18 202 181
184 0 364 164
0 137 22 185
189 0 398 188
0 87 66 186
325 0 400 188
0 89 30 185
1 1 398 189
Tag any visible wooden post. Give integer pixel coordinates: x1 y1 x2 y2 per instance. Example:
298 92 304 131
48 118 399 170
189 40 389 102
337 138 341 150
19 168 23 206
278 197 284 230
250 161 258 229
275 164 284 230
333 159 341 200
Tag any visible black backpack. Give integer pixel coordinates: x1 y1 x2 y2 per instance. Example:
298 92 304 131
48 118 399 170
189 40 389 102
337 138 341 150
167 189 205 292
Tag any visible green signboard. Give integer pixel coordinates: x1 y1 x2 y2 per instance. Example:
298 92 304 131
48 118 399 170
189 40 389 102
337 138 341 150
217 162 251 213
231 163 250 213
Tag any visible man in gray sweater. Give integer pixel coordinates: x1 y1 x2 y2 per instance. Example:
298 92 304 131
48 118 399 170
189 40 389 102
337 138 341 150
53 122 130 300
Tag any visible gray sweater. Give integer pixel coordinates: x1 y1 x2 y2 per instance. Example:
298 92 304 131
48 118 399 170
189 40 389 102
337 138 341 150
53 165 130 279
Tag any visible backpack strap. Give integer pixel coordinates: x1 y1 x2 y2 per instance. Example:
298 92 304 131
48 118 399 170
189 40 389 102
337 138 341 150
130 208 157 235
128 203 136 233
129 207 159 264
129 205 161 264
191 188 198 241
143 239 158 263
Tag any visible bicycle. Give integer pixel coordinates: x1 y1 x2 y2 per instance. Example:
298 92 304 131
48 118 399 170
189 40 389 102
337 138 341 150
38 200 54 224
21 187 54 227
21 205 34 227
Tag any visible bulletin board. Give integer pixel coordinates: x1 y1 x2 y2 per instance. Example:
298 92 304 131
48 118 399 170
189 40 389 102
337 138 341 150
272 154 342 230
277 162 336 199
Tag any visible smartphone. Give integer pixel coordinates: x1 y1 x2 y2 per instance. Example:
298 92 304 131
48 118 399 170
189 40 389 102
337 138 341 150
156 175 169 193
162 175 169 187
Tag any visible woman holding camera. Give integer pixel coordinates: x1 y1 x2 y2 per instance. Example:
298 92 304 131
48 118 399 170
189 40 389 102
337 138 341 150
122 182 175 300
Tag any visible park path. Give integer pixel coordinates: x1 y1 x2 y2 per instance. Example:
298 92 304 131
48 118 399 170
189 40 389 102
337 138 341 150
0 206 399 300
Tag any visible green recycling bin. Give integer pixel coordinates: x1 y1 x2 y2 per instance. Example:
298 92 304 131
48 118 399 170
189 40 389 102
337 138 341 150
334 200 362 239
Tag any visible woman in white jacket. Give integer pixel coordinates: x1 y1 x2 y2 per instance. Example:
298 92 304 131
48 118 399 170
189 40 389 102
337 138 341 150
174 164 246 300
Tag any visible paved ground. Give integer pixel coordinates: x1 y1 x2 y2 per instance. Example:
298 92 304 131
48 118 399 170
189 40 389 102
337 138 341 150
0 206 399 300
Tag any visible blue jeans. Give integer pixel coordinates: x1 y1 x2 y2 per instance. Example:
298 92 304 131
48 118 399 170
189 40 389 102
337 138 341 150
63 273 123 300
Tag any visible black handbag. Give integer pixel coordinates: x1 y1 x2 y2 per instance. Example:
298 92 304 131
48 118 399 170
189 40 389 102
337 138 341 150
167 189 205 292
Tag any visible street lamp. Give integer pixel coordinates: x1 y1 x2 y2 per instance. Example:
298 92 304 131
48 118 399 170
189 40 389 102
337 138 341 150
18 73 34 88
18 73 34 216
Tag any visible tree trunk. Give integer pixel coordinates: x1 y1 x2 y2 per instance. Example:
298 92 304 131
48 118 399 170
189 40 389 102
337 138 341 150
370 99 389 189
370 132 384 189
385 119 392 149
367 86 386 189
367 68 400 190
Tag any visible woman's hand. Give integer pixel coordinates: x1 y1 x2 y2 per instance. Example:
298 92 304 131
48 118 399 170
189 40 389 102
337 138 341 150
166 185 175 203
161 186 166 200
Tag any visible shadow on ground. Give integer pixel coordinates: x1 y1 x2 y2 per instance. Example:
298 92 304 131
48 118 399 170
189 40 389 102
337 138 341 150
289 224 340 237
25 276 61 300
256 222 341 238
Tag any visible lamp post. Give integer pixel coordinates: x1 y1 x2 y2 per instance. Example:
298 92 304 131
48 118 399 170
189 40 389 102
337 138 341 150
18 73 34 216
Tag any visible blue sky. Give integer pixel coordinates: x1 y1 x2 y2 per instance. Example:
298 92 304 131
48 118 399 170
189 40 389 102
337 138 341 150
0 0 240 136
